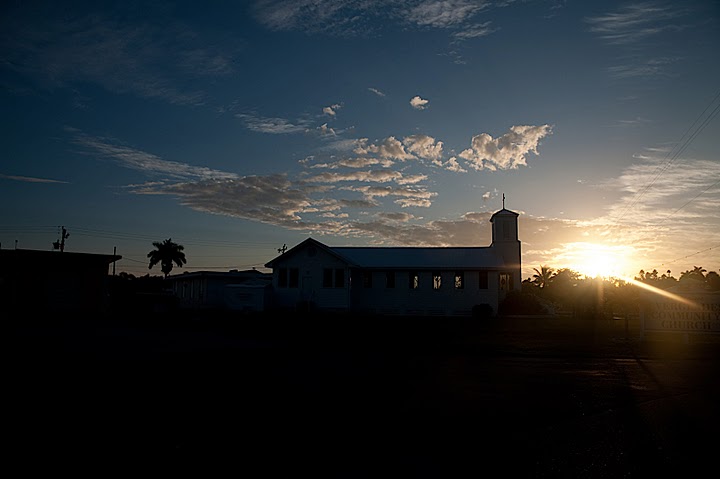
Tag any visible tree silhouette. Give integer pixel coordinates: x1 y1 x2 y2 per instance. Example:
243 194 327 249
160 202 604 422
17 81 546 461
680 265 707 282
531 265 555 289
147 238 187 278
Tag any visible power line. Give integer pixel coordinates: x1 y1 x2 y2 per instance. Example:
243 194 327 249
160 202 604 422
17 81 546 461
660 244 720 268
612 88 720 224
653 178 720 228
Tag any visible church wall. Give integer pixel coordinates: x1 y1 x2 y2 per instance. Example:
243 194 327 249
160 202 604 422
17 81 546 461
349 269 501 316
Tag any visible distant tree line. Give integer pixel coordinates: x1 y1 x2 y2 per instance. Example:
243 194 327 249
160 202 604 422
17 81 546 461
498 265 720 318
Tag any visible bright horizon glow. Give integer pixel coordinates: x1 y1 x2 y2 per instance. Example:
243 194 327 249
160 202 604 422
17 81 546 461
625 277 700 308
555 242 634 279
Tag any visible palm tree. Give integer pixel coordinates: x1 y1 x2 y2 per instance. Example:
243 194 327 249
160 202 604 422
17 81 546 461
532 265 555 289
147 238 187 278
680 265 707 282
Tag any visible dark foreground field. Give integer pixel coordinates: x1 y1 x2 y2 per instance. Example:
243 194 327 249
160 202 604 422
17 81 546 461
9 314 720 477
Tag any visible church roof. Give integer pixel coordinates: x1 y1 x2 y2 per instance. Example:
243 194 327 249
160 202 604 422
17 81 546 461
265 237 506 269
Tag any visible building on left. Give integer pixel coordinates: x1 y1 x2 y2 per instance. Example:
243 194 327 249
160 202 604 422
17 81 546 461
0 248 121 314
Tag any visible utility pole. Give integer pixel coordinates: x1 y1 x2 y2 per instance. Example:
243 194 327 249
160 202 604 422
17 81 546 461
53 226 70 252
113 246 117 276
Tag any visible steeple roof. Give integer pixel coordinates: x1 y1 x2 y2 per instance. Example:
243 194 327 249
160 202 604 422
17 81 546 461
490 208 519 222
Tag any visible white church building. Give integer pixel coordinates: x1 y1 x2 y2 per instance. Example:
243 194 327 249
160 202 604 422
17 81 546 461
264 207 522 317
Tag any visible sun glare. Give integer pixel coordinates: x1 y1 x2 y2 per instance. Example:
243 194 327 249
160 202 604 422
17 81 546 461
560 242 632 279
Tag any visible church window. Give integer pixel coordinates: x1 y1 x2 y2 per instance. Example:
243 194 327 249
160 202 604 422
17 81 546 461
409 271 419 289
454 271 464 289
433 271 442 290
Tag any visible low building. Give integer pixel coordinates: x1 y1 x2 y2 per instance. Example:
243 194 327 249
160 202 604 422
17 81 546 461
166 269 272 313
0 248 121 314
264 207 522 317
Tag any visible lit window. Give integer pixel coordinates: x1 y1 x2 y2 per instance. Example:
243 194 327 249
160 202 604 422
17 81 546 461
454 271 464 289
433 271 442 290
409 271 419 289
499 272 512 291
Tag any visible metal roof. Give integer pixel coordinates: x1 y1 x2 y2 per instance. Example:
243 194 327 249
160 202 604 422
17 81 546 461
330 246 505 269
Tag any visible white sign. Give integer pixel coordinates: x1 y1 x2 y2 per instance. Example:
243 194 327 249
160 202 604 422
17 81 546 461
642 291 720 334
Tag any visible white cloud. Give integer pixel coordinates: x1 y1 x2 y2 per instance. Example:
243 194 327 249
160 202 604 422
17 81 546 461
459 124 552 170
354 136 416 160
402 134 443 160
441 156 467 173
317 123 337 136
323 103 342 116
368 87 386 97
410 95 429 110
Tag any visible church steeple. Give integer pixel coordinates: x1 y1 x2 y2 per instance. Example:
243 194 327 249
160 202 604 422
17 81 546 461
490 196 518 244
489 197 521 293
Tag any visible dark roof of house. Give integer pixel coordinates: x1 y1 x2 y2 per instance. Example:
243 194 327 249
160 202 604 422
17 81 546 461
0 248 121 265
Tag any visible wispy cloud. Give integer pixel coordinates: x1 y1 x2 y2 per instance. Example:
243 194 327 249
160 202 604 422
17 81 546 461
236 113 314 134
584 2 685 45
252 0 382 36
0 173 68 184
585 2 690 81
72 132 238 180
253 0 508 43
405 0 488 28
459 124 552 170
452 21 497 39
0 5 239 106
606 56 680 78
368 87 386 97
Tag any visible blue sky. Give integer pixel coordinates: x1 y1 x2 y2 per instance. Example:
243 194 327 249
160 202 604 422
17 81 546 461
1 0 719 280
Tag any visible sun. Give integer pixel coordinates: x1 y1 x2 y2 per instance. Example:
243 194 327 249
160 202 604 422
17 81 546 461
560 242 632 279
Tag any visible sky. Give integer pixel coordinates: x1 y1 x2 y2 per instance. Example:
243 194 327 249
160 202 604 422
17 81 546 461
1 0 719 281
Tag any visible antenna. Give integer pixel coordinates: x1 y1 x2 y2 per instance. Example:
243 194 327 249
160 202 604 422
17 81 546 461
278 244 287 254
502 193 506 209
